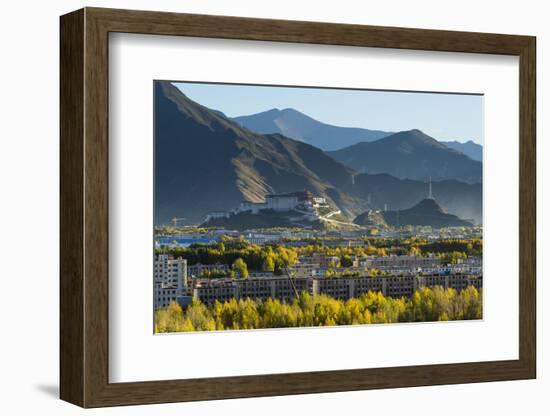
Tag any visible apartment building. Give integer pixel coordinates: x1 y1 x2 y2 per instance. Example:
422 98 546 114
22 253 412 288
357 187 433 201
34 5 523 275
361 254 442 270
190 272 482 305
288 262 320 278
191 276 310 305
311 252 341 268
154 254 188 309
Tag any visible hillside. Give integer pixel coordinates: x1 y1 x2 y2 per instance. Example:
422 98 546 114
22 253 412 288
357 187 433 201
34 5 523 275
154 81 368 225
233 108 392 151
384 198 473 228
355 198 474 228
202 209 322 230
353 210 388 229
329 129 482 183
348 174 482 224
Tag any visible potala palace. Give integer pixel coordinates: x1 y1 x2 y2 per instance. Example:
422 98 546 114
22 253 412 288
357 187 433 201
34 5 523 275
205 191 333 223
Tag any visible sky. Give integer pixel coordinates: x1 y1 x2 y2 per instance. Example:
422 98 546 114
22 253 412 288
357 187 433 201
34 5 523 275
174 81 483 144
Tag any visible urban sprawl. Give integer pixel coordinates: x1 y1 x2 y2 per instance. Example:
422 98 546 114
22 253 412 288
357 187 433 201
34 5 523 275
154 193 482 315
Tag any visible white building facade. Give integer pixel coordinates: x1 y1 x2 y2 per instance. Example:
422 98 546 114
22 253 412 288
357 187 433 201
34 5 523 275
154 254 188 309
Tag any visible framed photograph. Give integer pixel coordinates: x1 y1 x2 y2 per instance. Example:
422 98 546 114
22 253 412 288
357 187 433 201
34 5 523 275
60 7 536 408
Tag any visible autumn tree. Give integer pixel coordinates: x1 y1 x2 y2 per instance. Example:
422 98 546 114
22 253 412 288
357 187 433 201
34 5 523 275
154 286 482 333
263 255 275 272
232 257 249 278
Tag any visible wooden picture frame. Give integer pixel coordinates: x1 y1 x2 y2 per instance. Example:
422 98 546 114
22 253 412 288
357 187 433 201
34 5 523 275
60 7 536 408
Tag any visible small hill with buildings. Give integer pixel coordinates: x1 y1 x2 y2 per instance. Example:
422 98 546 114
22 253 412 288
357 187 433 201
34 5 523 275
353 209 388 229
203 209 319 230
349 174 482 225
355 197 474 228
202 191 357 230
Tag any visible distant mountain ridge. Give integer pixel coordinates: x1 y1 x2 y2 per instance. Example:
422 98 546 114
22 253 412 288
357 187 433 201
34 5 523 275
155 82 482 226
441 140 483 162
233 108 393 151
329 130 482 184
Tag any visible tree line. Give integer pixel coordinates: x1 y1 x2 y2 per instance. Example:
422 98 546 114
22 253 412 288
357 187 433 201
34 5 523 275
154 286 482 332
161 239 297 274
157 236 481 272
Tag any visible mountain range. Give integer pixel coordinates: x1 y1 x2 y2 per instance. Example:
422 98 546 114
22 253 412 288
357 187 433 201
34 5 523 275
155 81 482 226
234 107 482 164
328 130 482 183
233 108 392 151
441 140 483 162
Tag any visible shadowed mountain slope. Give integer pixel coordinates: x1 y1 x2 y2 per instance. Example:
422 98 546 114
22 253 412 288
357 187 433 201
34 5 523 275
355 198 474 228
441 140 483 162
329 129 482 184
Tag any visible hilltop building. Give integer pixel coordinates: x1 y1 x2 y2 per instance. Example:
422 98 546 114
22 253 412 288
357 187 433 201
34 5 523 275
205 191 330 223
237 191 326 213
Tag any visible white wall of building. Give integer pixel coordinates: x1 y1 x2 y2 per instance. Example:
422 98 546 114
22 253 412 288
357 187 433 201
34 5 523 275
154 255 187 309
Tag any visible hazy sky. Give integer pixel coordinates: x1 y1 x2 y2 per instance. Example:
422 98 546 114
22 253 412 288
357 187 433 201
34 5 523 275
174 81 483 144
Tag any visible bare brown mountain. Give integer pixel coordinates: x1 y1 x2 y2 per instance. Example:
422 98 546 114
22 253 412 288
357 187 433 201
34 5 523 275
154 81 367 225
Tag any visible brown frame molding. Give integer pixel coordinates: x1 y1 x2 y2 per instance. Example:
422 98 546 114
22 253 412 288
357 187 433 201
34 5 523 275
60 7 536 408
